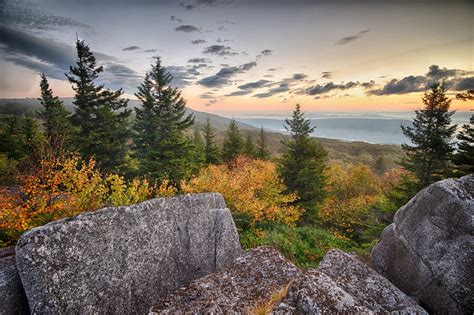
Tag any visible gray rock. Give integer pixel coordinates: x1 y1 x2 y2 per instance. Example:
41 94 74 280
275 249 426 314
150 246 303 314
372 174 474 313
15 193 241 314
0 247 28 315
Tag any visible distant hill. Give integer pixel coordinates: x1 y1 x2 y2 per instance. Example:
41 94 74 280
0 98 404 170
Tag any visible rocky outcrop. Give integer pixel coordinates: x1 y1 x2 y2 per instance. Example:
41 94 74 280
372 174 474 313
274 249 426 314
0 247 28 315
151 246 302 314
151 247 425 314
15 193 241 314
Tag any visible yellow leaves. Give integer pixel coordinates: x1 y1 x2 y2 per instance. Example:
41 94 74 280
0 155 168 246
182 156 302 226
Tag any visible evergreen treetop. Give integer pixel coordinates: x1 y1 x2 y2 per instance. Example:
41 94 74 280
255 126 270 160
202 117 221 165
222 119 244 162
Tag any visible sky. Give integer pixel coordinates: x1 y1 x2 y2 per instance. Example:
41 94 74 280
0 0 473 115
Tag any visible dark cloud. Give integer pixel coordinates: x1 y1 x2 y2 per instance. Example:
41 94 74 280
256 49 273 59
122 46 141 51
103 63 143 92
292 73 307 80
306 81 361 95
336 29 370 45
217 38 232 43
203 44 238 56
165 65 196 88
267 68 277 72
322 71 332 79
175 25 200 32
191 39 206 44
188 57 211 63
200 92 215 99
180 2 195 10
253 82 290 98
198 61 257 88
426 64 466 80
368 76 426 95
226 90 252 96
454 77 474 91
1 1 91 33
170 15 183 23
238 79 272 90
205 99 218 106
143 49 157 53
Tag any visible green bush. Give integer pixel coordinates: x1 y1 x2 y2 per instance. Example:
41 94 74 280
240 223 356 268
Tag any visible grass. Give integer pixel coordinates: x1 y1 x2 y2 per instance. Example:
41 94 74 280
240 224 356 269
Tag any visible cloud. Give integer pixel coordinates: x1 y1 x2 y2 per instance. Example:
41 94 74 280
122 45 141 51
238 79 272 90
253 83 290 98
2 1 91 32
102 63 143 92
165 65 197 88
205 99 218 106
322 71 332 79
188 57 211 63
200 92 215 99
191 39 206 44
180 2 195 10
256 49 273 59
198 61 257 88
143 49 157 53
292 73 307 80
368 76 426 95
217 38 232 43
306 81 362 95
454 77 474 91
170 15 183 23
426 64 466 80
336 29 370 45
203 44 238 56
175 25 200 33
226 90 253 96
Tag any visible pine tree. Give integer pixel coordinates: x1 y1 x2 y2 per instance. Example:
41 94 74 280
255 127 270 160
191 128 205 173
279 104 328 223
222 119 244 162
38 73 70 155
453 92 474 175
244 134 256 158
66 38 131 172
132 57 194 185
401 82 456 187
202 117 221 164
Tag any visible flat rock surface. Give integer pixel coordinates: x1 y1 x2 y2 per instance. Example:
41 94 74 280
372 174 474 313
15 193 241 314
151 246 302 314
275 249 426 314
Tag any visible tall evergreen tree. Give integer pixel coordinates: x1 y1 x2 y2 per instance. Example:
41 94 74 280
279 104 328 223
202 117 221 165
453 92 474 175
244 134 256 158
190 128 205 173
255 127 270 160
401 82 456 187
222 119 244 162
66 38 131 172
132 57 194 184
38 73 70 154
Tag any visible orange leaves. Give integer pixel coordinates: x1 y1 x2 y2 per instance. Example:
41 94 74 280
0 155 172 246
182 156 302 226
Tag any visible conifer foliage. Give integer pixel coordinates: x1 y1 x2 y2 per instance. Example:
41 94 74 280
67 39 131 172
38 73 70 154
132 57 195 184
401 82 456 187
222 119 244 162
202 117 221 165
255 127 270 160
279 104 328 223
453 91 474 175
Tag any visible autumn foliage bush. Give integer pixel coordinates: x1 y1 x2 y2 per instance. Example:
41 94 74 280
319 163 405 242
181 156 302 228
0 155 176 246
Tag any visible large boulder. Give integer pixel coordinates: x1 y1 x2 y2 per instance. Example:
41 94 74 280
275 249 426 313
0 247 28 315
372 174 474 313
15 193 241 314
150 246 302 314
